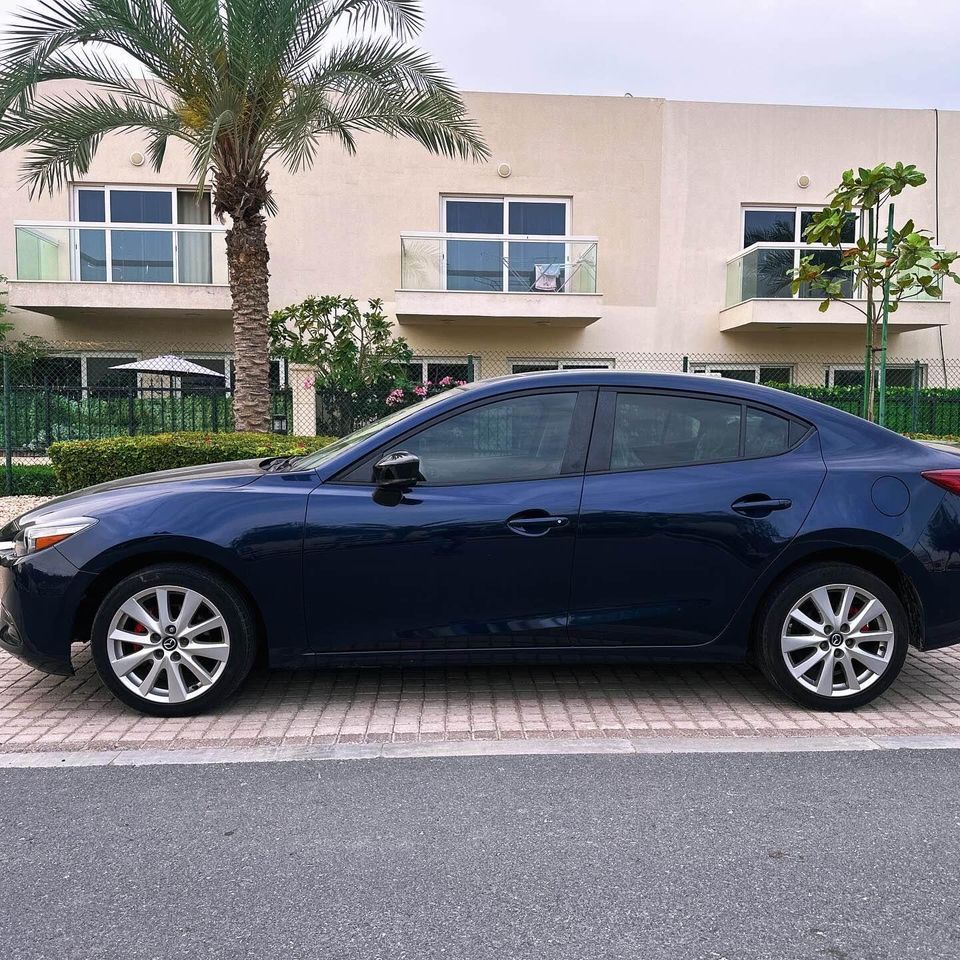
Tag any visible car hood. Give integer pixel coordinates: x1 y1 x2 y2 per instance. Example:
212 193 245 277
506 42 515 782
17 458 266 524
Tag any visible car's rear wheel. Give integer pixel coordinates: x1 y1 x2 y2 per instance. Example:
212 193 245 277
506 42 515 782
90 563 258 716
756 562 909 710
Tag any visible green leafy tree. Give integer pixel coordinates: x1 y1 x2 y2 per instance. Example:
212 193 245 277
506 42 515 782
0 0 488 431
269 295 413 391
792 162 960 422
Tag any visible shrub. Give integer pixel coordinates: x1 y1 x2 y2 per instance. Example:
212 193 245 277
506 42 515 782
50 431 335 492
9 463 59 496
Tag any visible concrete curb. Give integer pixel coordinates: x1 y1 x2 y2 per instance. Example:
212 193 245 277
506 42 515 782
4 733 960 768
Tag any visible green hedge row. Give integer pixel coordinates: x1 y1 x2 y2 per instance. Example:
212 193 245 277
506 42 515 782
8 464 59 495
49 431 335 493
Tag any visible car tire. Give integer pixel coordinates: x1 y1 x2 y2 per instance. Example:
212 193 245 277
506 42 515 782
756 562 909 711
90 563 258 717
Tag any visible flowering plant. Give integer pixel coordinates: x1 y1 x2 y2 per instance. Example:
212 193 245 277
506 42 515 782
384 375 466 408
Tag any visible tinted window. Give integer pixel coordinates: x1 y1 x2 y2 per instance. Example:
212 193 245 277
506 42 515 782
397 393 578 484
77 189 105 223
445 200 503 234
109 190 172 224
86 356 136 396
744 408 790 457
743 210 795 246
611 394 741 470
508 201 566 236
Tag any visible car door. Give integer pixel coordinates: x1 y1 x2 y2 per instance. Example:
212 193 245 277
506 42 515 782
569 388 826 647
303 388 596 653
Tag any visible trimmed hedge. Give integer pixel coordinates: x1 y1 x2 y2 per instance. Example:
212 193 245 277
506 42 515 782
50 431 336 492
9 463 60 496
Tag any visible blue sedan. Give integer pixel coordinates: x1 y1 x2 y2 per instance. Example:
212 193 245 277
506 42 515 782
2 370 960 716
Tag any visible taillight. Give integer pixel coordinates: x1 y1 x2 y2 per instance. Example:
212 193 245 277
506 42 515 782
922 470 960 495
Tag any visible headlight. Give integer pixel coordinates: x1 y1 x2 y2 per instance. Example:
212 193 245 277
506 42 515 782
14 517 97 557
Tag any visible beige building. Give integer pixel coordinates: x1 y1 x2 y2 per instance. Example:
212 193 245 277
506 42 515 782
3 89 959 392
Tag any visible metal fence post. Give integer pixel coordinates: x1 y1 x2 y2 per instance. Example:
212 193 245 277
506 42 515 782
682 355 689 373
127 385 136 436
3 353 12 496
911 361 921 433
466 355 475 382
43 377 52 449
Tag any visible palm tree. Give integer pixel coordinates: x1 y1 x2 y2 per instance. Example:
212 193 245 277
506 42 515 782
0 0 488 430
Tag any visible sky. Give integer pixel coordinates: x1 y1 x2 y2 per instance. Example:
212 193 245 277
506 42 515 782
0 0 957 111
415 0 960 110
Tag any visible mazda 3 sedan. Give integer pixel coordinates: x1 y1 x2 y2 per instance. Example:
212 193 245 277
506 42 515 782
3 370 960 716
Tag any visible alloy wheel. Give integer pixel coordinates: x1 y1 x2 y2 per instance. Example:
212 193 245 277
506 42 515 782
780 583 895 699
105 585 231 704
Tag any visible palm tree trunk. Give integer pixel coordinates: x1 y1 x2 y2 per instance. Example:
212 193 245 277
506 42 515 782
226 214 271 433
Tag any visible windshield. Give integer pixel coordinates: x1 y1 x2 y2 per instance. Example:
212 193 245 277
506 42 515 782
295 388 466 470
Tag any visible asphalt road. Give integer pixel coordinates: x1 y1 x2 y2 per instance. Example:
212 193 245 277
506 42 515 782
1 750 959 960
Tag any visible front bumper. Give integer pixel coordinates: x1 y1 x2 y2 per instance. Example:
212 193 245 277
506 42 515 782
0 546 93 676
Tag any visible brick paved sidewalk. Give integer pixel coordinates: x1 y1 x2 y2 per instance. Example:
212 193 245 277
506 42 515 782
4 644 960 753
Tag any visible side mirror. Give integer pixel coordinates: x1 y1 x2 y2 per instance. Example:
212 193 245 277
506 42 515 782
373 450 422 489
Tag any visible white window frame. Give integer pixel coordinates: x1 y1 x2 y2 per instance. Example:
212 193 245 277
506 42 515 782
406 356 474 383
72 184 213 284
825 363 927 388
44 351 142 390
691 362 795 386
508 358 614 374
440 196 572 293
740 205 861 301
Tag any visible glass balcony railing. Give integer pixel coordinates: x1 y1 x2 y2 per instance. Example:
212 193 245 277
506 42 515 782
400 232 599 294
14 222 229 285
725 242 942 308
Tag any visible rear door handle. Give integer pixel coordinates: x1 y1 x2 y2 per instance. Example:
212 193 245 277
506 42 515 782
731 496 792 516
506 511 570 537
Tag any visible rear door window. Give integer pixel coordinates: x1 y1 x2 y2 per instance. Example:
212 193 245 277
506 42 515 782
610 393 742 470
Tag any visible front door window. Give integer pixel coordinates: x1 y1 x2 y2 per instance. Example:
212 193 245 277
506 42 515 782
395 392 579 484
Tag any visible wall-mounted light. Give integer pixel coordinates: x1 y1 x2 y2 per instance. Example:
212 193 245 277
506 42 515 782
130 151 146 167
497 162 512 179
797 174 811 189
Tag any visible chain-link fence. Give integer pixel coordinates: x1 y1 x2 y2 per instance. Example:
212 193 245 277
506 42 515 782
3 341 960 494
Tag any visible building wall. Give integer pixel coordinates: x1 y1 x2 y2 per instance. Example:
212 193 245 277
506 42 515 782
2 86 958 376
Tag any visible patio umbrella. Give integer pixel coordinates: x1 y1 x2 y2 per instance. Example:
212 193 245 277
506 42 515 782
109 355 226 378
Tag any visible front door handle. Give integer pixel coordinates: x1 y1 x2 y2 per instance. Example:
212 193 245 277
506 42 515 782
731 495 793 516
506 511 570 537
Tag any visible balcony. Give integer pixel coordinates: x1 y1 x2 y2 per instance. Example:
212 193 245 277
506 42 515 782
395 232 602 326
9 222 231 321
721 242 950 332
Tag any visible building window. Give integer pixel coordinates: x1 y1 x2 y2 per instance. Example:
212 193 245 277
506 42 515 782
691 363 793 386
509 359 613 375
741 206 857 299
226 359 288 391
443 196 571 292
73 185 213 284
404 357 473 384
825 364 926 389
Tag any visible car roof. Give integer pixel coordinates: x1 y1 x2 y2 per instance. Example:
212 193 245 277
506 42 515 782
467 369 815 413
462 369 929 452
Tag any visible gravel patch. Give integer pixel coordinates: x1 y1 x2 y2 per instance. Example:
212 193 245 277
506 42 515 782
0 496 53 525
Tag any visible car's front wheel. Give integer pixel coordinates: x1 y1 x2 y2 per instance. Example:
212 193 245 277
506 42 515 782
90 563 258 716
756 562 909 710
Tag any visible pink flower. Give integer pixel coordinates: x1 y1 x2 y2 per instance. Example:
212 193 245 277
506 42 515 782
302 377 315 389
456 380 467 386
414 385 428 397
438 376 452 386
385 388 405 406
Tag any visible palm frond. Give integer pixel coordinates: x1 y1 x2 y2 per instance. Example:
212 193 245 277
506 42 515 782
0 91 184 195
0 0 487 208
